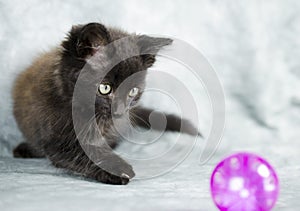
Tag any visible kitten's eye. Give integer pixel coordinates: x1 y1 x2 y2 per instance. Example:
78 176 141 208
128 87 139 97
98 84 112 95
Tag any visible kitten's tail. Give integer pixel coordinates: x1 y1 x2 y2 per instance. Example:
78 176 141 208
131 107 202 137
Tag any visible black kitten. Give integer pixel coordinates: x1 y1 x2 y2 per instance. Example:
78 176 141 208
13 23 199 185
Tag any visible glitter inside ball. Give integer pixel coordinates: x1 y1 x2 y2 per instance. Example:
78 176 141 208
210 152 279 211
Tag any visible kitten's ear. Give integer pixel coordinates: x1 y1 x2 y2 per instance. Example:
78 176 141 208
138 35 173 68
63 23 111 58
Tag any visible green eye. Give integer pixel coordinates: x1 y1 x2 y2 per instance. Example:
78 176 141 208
98 84 112 95
128 87 139 97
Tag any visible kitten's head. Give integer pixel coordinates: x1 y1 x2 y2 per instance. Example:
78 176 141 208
61 23 172 119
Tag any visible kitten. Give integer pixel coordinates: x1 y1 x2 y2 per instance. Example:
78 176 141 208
12 23 199 185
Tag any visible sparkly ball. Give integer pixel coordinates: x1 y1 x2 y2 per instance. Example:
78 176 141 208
210 152 279 211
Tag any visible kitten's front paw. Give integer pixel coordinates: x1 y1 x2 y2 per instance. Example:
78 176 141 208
95 154 135 185
98 171 134 185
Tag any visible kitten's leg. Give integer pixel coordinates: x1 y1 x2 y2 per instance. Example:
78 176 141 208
131 106 202 136
13 142 45 158
44 139 134 185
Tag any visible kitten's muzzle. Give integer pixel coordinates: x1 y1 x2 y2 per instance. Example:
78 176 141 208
112 102 126 117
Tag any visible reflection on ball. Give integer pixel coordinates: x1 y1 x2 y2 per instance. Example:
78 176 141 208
210 152 279 211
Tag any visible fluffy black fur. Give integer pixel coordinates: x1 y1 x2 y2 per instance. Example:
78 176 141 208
13 23 199 185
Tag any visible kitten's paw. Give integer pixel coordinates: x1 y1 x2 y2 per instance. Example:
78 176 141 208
94 154 135 185
106 172 133 185
13 142 45 158
101 155 135 178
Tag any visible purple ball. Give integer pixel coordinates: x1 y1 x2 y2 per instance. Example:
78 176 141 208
210 152 279 211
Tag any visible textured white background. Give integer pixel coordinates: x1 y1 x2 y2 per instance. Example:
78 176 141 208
0 0 300 210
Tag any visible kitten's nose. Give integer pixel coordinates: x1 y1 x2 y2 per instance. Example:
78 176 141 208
113 102 126 117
